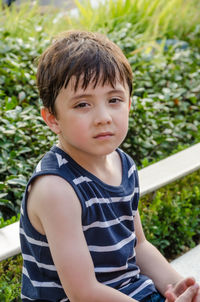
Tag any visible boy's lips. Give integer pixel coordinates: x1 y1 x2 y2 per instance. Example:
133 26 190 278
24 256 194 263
94 132 114 139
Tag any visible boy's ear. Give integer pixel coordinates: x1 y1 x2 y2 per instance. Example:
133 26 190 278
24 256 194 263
128 98 132 111
40 107 60 134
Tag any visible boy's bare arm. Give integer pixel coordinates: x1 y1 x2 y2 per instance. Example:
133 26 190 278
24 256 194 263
134 210 187 295
28 175 138 302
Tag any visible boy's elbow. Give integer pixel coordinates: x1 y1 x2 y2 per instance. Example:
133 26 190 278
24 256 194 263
68 279 101 302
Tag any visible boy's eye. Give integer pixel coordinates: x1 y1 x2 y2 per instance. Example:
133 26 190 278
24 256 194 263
109 98 122 104
74 102 89 108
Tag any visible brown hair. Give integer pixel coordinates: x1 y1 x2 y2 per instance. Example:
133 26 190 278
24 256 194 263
36 30 133 115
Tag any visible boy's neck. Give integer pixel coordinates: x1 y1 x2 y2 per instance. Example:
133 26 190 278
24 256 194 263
57 143 122 186
87 153 122 186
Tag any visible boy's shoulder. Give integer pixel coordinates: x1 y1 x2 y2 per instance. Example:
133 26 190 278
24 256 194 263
35 146 68 173
26 169 81 236
24 146 73 200
118 148 137 168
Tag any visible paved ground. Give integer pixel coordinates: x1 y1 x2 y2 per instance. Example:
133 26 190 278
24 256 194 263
171 244 200 283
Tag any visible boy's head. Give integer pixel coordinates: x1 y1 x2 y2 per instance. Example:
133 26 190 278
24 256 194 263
37 30 133 116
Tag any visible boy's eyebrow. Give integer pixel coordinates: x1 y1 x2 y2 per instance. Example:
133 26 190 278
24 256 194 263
107 89 126 95
70 94 93 101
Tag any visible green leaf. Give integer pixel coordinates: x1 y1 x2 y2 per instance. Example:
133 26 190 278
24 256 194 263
6 178 27 186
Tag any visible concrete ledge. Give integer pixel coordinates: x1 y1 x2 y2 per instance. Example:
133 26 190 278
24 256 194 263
171 244 200 283
138 143 200 196
0 221 20 261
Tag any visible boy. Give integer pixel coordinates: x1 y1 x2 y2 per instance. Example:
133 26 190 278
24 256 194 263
20 30 199 302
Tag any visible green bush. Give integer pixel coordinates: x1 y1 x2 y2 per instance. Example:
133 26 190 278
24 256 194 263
0 255 22 302
0 214 19 228
1 25 200 219
121 35 200 165
0 32 56 219
0 0 200 219
140 170 200 259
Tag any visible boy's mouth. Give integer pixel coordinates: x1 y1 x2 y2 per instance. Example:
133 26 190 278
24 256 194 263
94 132 114 139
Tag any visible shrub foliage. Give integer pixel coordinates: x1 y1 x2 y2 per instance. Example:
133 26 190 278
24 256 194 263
1 23 199 219
0 255 22 302
140 171 200 259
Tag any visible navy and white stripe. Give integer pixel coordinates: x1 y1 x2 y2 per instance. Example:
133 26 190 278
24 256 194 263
20 146 156 301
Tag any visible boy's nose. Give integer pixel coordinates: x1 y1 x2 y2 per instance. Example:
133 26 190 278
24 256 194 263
94 106 112 126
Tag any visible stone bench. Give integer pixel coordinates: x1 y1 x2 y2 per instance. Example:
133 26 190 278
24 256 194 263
171 244 200 282
0 221 20 261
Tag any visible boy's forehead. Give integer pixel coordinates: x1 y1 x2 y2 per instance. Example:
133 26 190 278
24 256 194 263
65 74 129 95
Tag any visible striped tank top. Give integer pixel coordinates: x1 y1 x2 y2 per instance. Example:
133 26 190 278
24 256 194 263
20 145 157 301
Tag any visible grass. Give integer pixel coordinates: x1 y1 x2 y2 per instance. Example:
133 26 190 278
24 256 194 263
1 0 200 43
72 0 200 41
0 0 71 40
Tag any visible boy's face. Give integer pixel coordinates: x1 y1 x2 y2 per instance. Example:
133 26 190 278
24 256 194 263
49 77 131 159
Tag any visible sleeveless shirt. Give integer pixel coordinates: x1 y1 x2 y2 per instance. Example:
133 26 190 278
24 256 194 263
20 145 157 301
